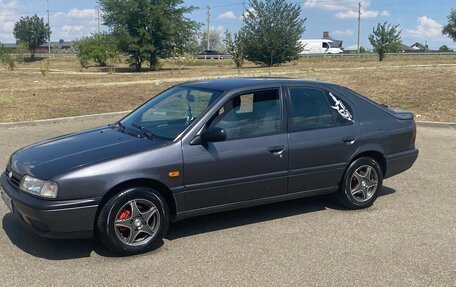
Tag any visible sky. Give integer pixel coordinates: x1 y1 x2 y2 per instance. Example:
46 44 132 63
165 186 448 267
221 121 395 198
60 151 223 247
0 0 455 50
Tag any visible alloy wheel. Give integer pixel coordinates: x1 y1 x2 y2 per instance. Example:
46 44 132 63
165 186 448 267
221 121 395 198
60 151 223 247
113 199 160 247
350 165 378 202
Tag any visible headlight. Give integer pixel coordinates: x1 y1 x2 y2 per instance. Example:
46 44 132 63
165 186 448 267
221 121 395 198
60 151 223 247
20 175 58 198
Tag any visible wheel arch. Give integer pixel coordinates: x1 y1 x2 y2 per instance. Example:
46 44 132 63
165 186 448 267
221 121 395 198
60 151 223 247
95 178 178 230
350 150 387 176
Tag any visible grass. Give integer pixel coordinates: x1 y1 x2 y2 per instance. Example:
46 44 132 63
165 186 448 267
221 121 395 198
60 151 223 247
0 55 455 122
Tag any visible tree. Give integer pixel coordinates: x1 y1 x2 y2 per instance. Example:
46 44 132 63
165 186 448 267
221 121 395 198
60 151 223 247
74 33 119 67
0 42 16 70
200 30 224 52
359 46 368 53
13 15 51 59
439 45 453 52
224 30 245 69
241 0 306 67
368 22 401 61
99 0 199 72
442 9 456 43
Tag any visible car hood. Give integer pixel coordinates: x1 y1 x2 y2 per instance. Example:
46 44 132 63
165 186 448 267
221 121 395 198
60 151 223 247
9 127 167 179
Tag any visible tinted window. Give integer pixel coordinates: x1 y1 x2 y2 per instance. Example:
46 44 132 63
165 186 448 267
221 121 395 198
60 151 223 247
325 91 355 125
289 87 335 131
209 89 281 140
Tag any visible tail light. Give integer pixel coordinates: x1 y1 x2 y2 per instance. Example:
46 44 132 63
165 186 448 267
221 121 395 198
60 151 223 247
410 120 416 148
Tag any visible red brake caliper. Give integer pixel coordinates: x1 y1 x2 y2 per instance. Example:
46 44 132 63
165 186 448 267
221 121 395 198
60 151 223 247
118 208 131 233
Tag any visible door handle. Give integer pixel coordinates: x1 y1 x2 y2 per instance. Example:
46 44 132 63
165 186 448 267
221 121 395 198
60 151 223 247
268 145 284 155
342 137 356 145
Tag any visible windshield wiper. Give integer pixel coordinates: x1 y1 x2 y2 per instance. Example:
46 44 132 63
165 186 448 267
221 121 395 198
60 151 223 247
109 121 126 132
131 123 155 140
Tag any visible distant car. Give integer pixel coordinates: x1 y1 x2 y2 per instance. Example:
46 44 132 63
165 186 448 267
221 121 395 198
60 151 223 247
1 78 418 255
196 49 229 59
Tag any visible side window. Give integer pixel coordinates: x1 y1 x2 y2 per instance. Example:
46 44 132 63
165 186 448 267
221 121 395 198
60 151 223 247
322 42 329 49
325 91 355 125
209 89 282 140
289 87 335 131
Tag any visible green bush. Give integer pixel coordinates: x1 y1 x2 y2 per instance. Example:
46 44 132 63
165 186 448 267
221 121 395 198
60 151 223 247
40 59 50 76
74 33 119 67
0 43 16 70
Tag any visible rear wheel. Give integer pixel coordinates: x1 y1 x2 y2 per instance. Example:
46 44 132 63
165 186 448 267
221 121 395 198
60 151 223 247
336 157 383 209
96 187 169 255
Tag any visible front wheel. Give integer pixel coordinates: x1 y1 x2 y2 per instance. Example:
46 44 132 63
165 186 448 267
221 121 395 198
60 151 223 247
336 157 383 209
96 187 169 255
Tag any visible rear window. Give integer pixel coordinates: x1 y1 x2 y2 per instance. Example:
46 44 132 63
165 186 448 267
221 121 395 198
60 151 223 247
289 87 355 131
325 91 355 125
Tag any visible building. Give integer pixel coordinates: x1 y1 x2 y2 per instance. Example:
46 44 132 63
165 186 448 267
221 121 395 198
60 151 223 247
1 39 73 53
322 31 343 48
401 42 432 53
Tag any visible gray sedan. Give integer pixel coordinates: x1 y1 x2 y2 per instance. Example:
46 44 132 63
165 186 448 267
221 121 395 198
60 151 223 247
0 78 418 255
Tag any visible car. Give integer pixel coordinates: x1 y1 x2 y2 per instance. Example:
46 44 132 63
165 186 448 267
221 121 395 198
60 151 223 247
299 39 344 55
0 78 419 255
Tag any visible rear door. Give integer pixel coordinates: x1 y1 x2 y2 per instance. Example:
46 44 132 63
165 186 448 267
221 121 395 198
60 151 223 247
182 87 289 210
286 85 361 193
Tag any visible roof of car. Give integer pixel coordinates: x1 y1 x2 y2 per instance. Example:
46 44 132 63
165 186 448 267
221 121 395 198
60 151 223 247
180 77 332 92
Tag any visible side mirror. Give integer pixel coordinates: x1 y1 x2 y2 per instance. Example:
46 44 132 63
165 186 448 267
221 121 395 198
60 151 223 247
191 127 226 145
201 127 226 143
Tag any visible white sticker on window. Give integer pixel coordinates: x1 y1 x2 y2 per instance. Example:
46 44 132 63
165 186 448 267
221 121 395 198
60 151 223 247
329 92 354 122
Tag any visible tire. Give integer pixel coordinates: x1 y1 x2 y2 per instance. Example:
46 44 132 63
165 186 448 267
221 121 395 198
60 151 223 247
96 187 169 255
336 157 383 209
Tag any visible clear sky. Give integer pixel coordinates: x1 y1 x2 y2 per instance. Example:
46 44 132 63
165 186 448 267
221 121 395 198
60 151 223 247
1 0 455 50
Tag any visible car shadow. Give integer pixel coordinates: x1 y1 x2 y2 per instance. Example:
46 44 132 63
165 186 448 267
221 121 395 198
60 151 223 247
1 213 111 259
2 187 395 260
166 186 396 240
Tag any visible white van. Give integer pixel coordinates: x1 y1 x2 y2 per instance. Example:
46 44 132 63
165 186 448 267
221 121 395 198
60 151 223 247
299 39 343 55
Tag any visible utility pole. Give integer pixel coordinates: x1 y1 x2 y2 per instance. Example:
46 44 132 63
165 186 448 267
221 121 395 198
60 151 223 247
242 0 246 26
96 6 100 33
206 5 211 51
357 2 361 54
47 0 50 55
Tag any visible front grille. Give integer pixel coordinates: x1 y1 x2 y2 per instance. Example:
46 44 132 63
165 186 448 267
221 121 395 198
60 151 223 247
5 166 22 189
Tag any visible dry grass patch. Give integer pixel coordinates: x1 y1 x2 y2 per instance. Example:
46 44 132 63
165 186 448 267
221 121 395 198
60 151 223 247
1 56 455 122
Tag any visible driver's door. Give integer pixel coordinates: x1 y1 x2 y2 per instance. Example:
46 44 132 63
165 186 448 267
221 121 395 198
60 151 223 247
182 88 289 210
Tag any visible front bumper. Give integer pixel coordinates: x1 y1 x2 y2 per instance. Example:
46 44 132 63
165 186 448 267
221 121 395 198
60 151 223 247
0 172 99 239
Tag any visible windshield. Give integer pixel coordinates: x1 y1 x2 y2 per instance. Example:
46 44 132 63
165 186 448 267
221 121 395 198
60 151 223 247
119 86 224 140
323 41 334 49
